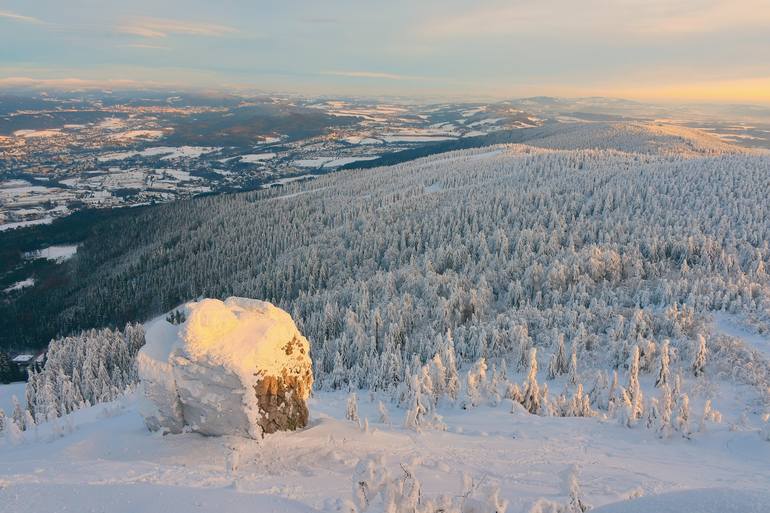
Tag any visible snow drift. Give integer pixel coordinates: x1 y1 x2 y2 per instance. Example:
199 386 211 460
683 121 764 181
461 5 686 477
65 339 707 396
137 297 313 438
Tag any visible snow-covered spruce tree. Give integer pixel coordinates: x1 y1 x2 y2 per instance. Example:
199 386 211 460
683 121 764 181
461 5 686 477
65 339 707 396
568 345 579 386
506 381 523 404
658 385 673 438
346 392 360 423
0 408 5 435
555 334 569 376
655 339 671 388
547 353 559 380
11 396 26 431
698 399 722 433
566 466 591 513
566 384 593 417
377 400 390 425
522 348 541 414
693 334 708 377
675 394 691 437
589 370 609 410
617 388 634 427
4 416 24 445
404 374 428 431
627 346 644 422
645 397 660 429
607 370 619 413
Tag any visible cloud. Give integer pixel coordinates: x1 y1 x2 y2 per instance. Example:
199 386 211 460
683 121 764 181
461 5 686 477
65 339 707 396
299 16 339 24
119 43 170 51
118 17 238 39
0 76 153 90
417 0 770 39
321 70 417 81
0 10 45 24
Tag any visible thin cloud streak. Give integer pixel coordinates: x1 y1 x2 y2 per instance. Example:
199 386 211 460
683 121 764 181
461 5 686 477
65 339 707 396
321 71 418 81
118 43 170 50
117 17 239 39
0 10 45 24
417 0 770 39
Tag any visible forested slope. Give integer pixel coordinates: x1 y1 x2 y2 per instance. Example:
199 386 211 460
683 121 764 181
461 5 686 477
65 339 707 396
1 124 768 397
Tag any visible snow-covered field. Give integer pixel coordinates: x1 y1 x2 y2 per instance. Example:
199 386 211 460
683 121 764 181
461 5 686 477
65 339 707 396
3 278 35 293
23 245 78 263
0 217 54 232
1 382 769 513
97 146 221 162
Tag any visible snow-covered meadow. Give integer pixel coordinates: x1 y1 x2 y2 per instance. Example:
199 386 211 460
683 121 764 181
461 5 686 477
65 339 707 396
2 362 769 513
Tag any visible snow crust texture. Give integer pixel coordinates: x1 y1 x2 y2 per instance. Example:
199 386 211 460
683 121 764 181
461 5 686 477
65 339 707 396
137 297 313 438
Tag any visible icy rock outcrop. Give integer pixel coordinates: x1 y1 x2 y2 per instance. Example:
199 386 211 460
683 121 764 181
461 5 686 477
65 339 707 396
137 297 313 438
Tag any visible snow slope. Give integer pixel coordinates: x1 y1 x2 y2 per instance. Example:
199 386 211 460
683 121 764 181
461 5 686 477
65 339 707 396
522 122 750 156
1 389 769 513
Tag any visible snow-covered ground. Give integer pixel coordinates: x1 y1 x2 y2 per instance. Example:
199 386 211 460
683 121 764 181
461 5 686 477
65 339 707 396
3 278 35 293
1 385 769 513
23 245 78 263
0 382 25 413
712 313 770 359
97 146 221 162
0 217 54 232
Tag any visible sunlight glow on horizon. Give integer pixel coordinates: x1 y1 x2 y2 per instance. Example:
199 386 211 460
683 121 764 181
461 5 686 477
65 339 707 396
0 0 768 105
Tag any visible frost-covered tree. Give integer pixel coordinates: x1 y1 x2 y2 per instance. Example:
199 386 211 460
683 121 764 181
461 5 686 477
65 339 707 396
627 346 644 421
693 335 708 377
346 392 360 423
568 346 579 386
566 466 591 513
655 339 671 388
377 401 390 425
522 348 541 414
676 394 691 437
658 385 673 438
645 397 660 429
24 323 145 423
555 334 568 376
698 399 722 433
11 396 26 431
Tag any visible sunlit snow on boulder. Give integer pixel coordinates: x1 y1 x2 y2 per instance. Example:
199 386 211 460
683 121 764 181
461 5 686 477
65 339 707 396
137 297 313 438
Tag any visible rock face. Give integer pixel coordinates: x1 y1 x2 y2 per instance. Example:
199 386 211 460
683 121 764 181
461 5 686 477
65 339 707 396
137 297 313 438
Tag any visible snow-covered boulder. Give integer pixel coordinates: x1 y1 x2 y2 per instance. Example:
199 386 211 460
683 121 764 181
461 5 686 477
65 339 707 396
137 297 313 438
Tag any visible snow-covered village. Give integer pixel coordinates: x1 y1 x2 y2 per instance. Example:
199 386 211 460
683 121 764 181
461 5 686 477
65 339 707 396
2 2 770 513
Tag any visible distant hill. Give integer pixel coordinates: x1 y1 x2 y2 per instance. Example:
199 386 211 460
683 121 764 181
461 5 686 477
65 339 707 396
521 121 750 156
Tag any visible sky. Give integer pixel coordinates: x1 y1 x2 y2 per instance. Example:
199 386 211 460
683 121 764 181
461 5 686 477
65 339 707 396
1 0 769 104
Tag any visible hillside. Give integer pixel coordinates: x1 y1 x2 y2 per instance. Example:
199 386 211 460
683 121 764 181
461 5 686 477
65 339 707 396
521 121 751 156
2 121 770 512
2 122 768 354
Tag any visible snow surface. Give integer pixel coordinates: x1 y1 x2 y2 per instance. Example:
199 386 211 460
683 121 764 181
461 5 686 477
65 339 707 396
97 146 220 162
0 382 26 413
591 489 770 513
713 313 770 359
3 278 35 293
238 153 277 163
0 217 54 231
1 388 769 513
23 244 78 263
381 135 457 143
138 298 312 438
